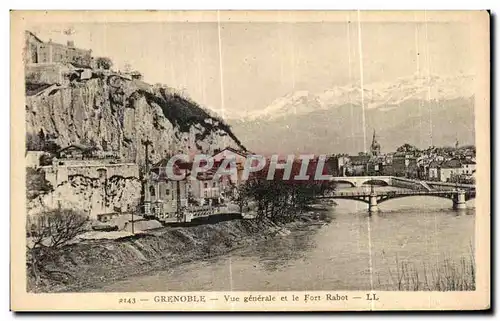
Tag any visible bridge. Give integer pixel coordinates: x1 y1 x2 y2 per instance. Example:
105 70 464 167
331 175 475 191
330 175 432 190
317 187 476 213
331 176 393 187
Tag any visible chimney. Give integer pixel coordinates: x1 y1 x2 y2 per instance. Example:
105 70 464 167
67 40 74 47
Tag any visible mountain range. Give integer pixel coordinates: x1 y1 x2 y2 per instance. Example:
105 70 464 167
227 73 476 155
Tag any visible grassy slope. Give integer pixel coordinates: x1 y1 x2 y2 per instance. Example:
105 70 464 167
27 217 292 293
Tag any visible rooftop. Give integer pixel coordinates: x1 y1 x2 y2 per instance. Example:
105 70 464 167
440 158 476 168
213 146 250 157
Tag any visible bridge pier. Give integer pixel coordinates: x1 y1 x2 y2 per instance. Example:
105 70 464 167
369 193 379 213
452 190 467 210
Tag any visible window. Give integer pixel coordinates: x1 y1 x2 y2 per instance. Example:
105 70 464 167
204 182 208 188
212 181 216 187
149 186 155 197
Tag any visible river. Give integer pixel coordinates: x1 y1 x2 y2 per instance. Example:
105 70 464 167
99 185 475 292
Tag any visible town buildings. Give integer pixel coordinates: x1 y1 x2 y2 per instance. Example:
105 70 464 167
330 130 385 177
143 147 251 217
326 129 475 183
325 155 349 177
392 154 418 178
435 158 476 183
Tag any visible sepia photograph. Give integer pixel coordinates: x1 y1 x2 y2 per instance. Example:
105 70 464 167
10 10 490 311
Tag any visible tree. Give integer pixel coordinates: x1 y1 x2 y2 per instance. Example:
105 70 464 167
44 139 61 155
27 209 88 284
25 129 46 151
37 129 46 149
39 154 53 166
396 143 420 154
26 167 53 200
95 57 113 70
101 138 108 152
235 158 336 223
26 132 40 151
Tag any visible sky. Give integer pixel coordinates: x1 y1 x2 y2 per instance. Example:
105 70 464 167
28 16 475 118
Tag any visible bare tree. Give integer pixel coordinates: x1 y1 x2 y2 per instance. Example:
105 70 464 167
27 209 89 284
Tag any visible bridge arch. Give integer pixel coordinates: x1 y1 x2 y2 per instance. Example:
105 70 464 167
333 180 356 188
361 179 390 186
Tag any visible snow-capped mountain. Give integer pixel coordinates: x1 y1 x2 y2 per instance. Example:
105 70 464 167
243 73 475 121
244 90 325 120
229 73 476 154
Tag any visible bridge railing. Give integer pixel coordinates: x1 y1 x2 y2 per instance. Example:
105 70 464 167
325 189 467 197
425 181 475 189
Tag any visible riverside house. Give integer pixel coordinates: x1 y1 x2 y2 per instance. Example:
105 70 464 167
438 158 476 182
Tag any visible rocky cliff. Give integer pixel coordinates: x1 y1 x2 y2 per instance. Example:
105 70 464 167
26 70 245 164
25 69 245 217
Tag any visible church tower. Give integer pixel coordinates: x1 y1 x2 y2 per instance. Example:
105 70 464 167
370 130 381 156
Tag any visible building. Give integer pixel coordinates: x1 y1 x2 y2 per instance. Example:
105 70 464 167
340 130 382 176
54 144 120 165
438 158 477 182
24 30 92 67
212 147 251 185
57 144 98 160
461 159 477 175
428 160 441 180
25 151 47 168
345 155 371 176
188 170 223 205
24 31 44 64
370 130 381 157
392 154 418 178
367 157 384 176
212 147 249 163
145 159 189 218
326 155 350 177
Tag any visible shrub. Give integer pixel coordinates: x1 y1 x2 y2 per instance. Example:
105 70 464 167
26 168 53 200
138 87 245 149
95 57 113 70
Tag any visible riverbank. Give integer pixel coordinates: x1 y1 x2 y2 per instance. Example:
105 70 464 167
27 210 332 293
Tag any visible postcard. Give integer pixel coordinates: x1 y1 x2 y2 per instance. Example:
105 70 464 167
11 10 490 311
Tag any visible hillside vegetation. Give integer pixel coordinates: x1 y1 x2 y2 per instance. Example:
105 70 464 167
25 69 245 164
